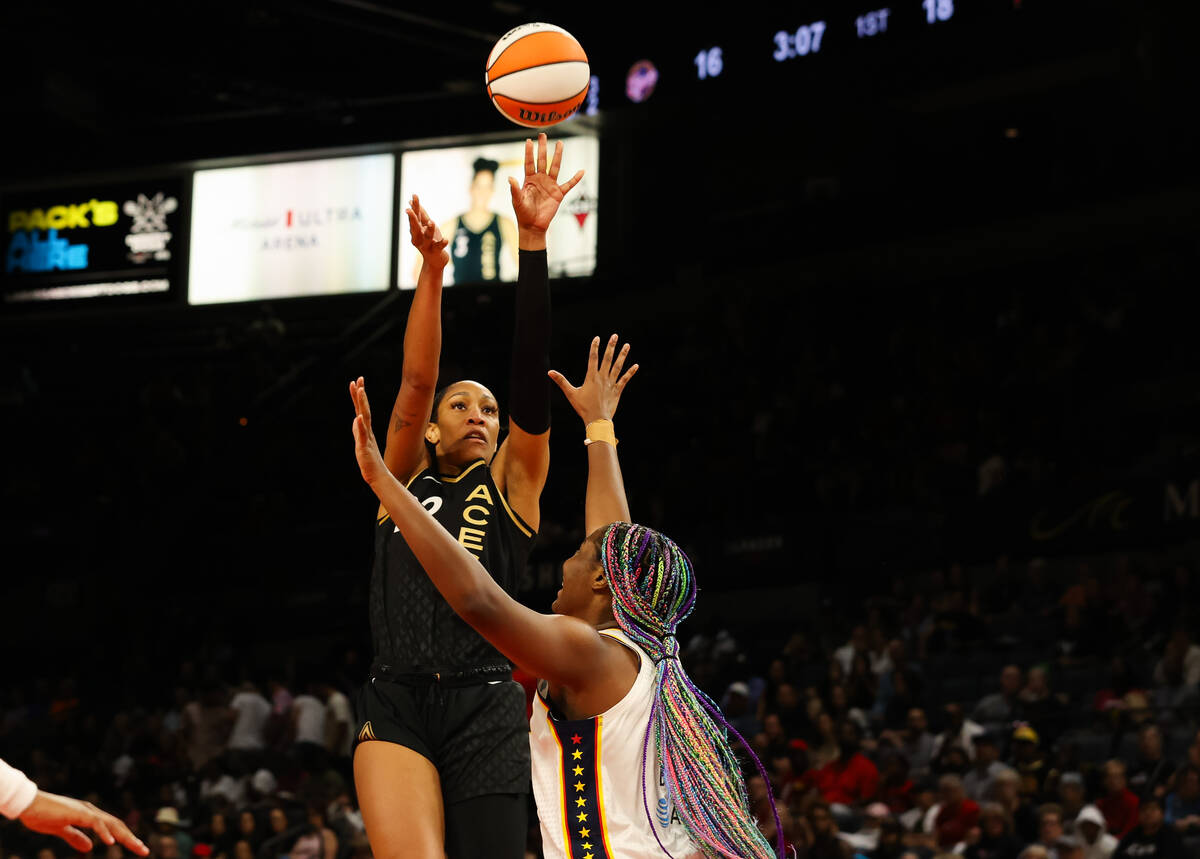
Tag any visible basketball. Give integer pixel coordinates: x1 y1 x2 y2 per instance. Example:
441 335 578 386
486 23 590 128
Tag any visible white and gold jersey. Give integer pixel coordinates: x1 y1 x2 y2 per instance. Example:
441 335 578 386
529 628 702 859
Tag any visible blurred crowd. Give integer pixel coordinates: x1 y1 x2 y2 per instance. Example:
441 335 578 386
694 549 1200 859
3 545 1200 859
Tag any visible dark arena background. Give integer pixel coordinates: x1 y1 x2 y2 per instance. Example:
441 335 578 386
3 1 1200 857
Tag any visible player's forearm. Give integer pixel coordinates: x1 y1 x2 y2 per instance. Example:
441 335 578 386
368 470 505 620
509 249 550 434
399 261 444 391
584 439 630 535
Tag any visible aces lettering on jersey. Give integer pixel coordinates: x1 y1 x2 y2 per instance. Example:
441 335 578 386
457 483 493 556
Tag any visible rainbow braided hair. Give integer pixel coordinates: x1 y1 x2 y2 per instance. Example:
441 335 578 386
599 522 783 859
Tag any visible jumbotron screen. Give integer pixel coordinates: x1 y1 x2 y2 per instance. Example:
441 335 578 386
188 153 395 305
397 132 598 289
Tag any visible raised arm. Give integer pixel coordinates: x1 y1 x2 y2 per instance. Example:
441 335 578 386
492 133 585 532
383 195 449 487
549 335 639 535
351 376 608 689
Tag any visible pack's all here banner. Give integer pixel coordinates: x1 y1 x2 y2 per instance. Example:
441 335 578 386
188 154 394 305
3 180 182 302
397 133 598 289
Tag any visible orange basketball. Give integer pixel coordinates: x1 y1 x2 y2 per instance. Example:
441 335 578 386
485 23 590 128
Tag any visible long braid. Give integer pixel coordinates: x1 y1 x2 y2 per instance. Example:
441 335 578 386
601 523 784 859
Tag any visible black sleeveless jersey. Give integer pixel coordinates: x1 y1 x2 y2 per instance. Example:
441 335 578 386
370 458 535 673
449 214 503 282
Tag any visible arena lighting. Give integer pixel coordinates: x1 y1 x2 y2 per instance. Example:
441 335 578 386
1005 127 1021 139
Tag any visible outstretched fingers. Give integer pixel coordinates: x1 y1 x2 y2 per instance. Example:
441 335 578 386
536 132 548 174
615 363 639 393
599 334 619 376
524 138 536 177
58 826 92 853
610 342 631 380
587 335 601 374
548 139 564 181
559 169 585 196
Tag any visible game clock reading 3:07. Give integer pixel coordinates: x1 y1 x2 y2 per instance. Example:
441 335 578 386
693 1 958 80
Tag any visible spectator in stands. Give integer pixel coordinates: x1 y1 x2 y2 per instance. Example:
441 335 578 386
758 711 792 762
237 809 263 852
776 682 811 740
994 767 1039 844
750 773 796 854
933 774 980 850
305 805 339 859
289 682 326 772
154 807 194 858
975 667 1024 733
226 682 270 763
899 778 938 836
933 702 986 763
810 711 842 770
181 683 232 771
200 811 235 859
1112 797 1183 859
1010 725 1048 800
965 733 1008 802
315 681 353 767
1154 626 1200 689
722 681 762 740
828 684 869 735
871 818 907 859
1019 666 1069 745
1057 772 1086 825
1163 764 1200 835
1094 657 1146 716
880 708 936 779
1056 834 1086 859
1075 805 1118 859
1098 760 1141 839
1150 652 1200 727
799 801 853 859
874 640 924 730
835 625 871 676
757 658 791 724
812 720 880 813
869 629 894 678
1126 724 1175 801
964 801 1024 859
1034 804 1066 859
847 654 879 712
877 750 915 814
840 802 891 853
937 745 973 778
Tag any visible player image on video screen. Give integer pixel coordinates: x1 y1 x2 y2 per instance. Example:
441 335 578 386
398 135 598 289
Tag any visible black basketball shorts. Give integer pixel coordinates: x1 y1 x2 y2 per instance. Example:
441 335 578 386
353 667 530 803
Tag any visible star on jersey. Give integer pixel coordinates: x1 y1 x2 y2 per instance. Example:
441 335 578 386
553 719 608 858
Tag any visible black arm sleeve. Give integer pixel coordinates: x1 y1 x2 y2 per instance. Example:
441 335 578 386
508 248 550 434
